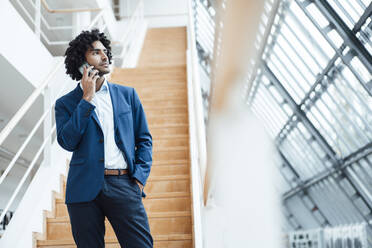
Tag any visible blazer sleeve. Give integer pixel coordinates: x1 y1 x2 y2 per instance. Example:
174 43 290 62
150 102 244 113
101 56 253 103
55 98 96 152
131 88 153 186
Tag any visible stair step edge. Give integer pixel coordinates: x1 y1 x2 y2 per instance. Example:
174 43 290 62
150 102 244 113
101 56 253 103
152 134 188 139
150 124 188 128
145 192 190 199
56 191 191 204
37 234 192 245
153 146 188 151
148 175 189 181
48 211 192 223
144 105 187 109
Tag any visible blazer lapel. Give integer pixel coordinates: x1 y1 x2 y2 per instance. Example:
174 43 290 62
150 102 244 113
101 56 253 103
74 83 102 130
107 82 119 132
91 108 102 130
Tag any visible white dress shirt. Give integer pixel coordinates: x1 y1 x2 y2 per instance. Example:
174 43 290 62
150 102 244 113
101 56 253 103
80 77 128 169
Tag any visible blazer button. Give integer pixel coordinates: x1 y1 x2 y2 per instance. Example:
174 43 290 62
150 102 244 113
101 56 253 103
99 158 104 162
99 139 104 143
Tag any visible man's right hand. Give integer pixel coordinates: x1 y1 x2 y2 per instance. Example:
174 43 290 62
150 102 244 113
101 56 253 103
81 65 100 102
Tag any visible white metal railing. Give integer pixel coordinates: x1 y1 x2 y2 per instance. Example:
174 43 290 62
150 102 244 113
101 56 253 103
187 0 208 196
0 210 13 234
186 0 207 247
0 2 107 147
245 0 280 102
10 0 143 59
11 0 108 46
40 0 102 13
112 0 144 64
199 0 283 246
0 37 77 227
0 0 143 226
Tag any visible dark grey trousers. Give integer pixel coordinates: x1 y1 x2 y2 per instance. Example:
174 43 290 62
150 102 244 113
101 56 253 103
67 174 153 248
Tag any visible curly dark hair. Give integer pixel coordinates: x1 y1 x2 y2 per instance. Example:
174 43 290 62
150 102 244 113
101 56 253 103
64 28 113 81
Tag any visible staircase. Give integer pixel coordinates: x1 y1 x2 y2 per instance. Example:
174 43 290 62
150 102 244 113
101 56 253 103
35 27 194 247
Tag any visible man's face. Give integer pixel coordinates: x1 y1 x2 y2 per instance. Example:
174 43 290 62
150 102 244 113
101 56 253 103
85 40 110 76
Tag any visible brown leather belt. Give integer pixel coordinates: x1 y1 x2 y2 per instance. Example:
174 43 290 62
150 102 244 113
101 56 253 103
104 169 129 176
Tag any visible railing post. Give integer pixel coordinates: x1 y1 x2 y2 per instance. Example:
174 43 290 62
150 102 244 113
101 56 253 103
43 86 51 167
72 12 91 37
140 0 144 20
34 0 41 39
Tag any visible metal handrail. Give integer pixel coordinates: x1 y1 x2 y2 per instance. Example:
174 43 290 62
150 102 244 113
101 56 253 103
0 62 61 146
118 0 143 44
0 8 107 223
186 0 206 246
189 3 208 204
0 7 106 147
113 0 144 61
111 0 143 46
13 0 134 48
244 0 280 99
13 0 110 46
195 0 215 59
0 125 56 223
0 77 63 185
40 0 102 13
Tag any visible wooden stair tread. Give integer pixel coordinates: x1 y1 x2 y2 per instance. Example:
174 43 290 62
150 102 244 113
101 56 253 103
152 134 188 139
153 159 189 165
137 88 186 93
137 27 186 67
148 175 189 181
56 190 190 204
145 192 190 199
153 146 188 151
135 85 186 90
146 113 187 117
48 210 191 223
144 104 187 110
112 66 186 75
114 78 187 84
143 98 187 103
150 124 188 129
112 64 186 71
38 234 192 245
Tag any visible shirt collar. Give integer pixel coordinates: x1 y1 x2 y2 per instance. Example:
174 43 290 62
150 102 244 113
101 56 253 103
79 76 108 94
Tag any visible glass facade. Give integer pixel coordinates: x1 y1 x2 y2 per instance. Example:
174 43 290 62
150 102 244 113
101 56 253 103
193 0 372 231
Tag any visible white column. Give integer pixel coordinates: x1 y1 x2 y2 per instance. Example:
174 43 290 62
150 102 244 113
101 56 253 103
72 11 91 37
34 0 41 39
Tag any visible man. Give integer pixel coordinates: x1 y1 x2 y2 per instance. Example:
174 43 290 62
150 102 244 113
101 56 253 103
55 29 153 248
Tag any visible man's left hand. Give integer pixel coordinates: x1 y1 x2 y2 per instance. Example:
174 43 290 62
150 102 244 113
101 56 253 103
135 179 143 191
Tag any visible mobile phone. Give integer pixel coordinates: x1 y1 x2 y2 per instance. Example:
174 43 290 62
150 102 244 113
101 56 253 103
79 62 92 76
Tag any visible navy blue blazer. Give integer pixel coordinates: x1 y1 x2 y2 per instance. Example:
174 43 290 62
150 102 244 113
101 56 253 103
54 82 152 204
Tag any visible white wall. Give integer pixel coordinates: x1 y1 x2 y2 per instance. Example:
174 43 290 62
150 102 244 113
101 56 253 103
0 0 57 89
0 140 70 248
0 0 78 225
143 0 188 16
120 0 188 28
144 0 188 28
